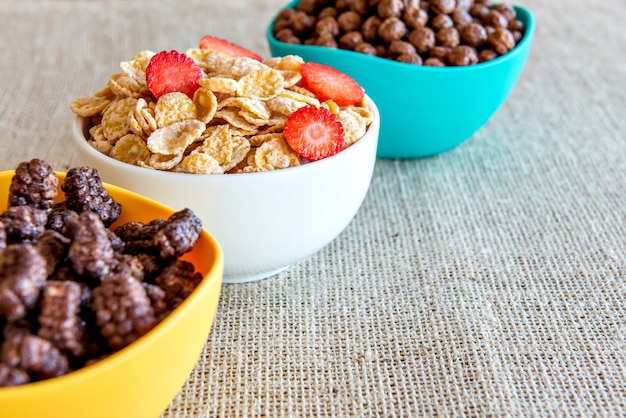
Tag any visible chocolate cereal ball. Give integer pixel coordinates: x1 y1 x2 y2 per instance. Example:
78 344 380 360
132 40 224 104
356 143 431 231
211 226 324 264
429 0 455 15
448 45 478 66
362 15 382 41
403 7 428 29
339 31 364 49
354 42 378 55
408 26 435 54
436 27 460 48
337 11 362 31
460 22 488 47
378 17 408 43
487 27 516 54
378 0 404 18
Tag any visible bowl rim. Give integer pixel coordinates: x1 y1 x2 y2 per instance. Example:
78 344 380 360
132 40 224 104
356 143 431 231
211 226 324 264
0 170 224 395
72 95 380 182
266 2 535 72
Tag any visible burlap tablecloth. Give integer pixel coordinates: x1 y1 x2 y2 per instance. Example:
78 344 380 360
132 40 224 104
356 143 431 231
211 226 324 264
1 0 624 416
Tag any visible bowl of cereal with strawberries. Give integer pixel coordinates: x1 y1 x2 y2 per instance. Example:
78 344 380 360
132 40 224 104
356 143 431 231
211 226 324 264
267 0 535 158
0 159 223 418
70 36 380 284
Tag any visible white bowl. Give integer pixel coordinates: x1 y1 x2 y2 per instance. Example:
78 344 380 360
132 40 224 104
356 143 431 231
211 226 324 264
72 96 379 283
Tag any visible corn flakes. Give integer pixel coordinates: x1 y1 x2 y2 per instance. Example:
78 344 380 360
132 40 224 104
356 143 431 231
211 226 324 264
236 67 284 99
218 97 271 120
197 125 233 165
69 46 373 175
154 92 197 128
218 56 264 80
108 73 150 98
199 77 239 94
101 97 138 142
70 96 111 118
336 109 367 147
110 133 151 165
221 135 251 172
185 49 231 75
180 152 223 174
130 98 158 138
146 119 205 155
193 87 218 123
214 108 259 134
144 152 184 171
254 136 301 170
120 50 155 86
89 124 106 143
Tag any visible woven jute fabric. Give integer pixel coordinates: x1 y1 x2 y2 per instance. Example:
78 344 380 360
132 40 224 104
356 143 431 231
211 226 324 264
0 0 624 416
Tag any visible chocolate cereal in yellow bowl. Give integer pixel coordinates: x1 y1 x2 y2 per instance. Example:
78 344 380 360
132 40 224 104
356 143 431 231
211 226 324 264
0 159 223 418
70 36 380 283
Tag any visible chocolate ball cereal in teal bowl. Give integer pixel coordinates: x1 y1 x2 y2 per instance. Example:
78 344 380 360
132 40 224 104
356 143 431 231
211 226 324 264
267 1 535 158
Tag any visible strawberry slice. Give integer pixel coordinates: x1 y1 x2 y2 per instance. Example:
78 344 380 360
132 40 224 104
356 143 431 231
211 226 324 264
146 50 203 99
300 62 365 107
199 35 263 61
283 106 345 161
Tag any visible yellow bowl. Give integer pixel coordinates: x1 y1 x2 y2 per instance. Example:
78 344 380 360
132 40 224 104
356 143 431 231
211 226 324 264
0 170 224 418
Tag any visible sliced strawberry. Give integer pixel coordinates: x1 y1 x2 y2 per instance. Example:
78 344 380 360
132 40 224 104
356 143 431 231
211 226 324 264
283 106 345 161
146 50 203 99
300 62 365 107
199 35 263 61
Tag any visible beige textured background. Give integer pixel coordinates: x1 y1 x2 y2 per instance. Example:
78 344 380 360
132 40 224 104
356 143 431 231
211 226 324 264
0 0 624 417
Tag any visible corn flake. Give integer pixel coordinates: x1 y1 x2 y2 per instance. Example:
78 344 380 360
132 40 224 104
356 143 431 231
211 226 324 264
185 49 232 74
221 135 251 172
197 125 233 165
336 109 367 147
248 132 282 147
237 67 284 99
254 136 301 170
93 85 116 99
110 133 151 165
254 119 287 135
349 104 375 126
179 152 224 174
264 55 304 72
268 89 320 116
147 119 205 155
218 97 271 120
263 55 304 88
89 139 113 156
144 152 184 171
218 56 265 80
154 92 197 128
70 96 111 118
120 50 155 86
108 73 150 98
199 77 239 94
130 98 158 138
89 124 106 143
214 108 259 134
101 97 138 142
193 87 218 123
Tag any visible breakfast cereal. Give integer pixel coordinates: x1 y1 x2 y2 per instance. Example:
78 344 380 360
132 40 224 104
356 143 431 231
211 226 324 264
272 0 526 66
0 159 205 387
70 37 373 173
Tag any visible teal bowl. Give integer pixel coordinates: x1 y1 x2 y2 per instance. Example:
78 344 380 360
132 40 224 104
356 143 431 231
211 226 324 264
267 2 535 159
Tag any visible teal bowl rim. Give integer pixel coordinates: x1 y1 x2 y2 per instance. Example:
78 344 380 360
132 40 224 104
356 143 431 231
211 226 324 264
266 2 535 72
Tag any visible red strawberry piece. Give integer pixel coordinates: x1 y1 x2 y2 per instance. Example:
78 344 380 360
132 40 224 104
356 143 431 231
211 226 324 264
146 50 203 99
199 35 263 61
283 106 345 161
300 62 365 107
